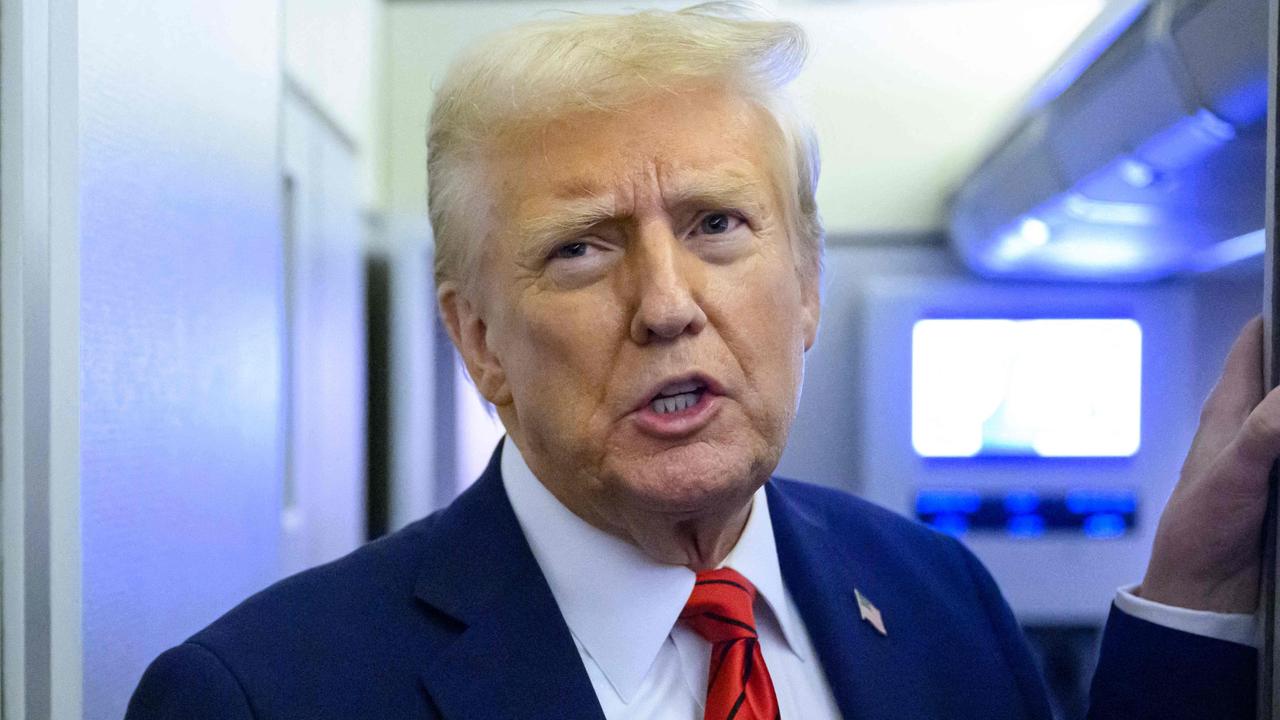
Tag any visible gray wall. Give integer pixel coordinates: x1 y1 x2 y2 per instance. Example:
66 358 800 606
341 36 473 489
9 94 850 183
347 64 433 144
778 239 963 487
78 2 285 717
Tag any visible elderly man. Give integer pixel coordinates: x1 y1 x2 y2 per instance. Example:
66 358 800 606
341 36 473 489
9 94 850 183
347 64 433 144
129 5 1262 719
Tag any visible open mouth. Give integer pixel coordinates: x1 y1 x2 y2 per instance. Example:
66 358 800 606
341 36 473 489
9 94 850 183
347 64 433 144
648 379 708 415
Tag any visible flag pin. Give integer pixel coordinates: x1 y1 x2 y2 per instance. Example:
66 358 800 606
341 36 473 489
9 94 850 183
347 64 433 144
855 589 887 637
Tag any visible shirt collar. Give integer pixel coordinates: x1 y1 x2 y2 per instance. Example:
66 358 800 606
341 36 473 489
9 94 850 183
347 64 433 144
718 476 810 668
500 437 809 704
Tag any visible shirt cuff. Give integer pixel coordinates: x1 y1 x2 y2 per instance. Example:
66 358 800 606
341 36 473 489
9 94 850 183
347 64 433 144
1114 584 1259 648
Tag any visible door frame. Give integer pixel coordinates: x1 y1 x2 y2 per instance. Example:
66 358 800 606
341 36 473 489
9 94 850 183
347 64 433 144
0 0 82 717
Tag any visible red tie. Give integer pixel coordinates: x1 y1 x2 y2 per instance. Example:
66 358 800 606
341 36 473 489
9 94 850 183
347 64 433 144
680 567 781 720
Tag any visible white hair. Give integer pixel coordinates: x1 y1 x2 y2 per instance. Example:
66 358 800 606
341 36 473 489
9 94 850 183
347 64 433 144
427 2 823 293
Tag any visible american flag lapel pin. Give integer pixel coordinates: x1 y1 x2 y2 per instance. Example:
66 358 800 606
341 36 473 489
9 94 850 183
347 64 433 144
855 589 887 637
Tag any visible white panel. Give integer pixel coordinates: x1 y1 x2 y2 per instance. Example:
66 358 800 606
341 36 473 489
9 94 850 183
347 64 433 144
281 90 368 576
77 1 283 718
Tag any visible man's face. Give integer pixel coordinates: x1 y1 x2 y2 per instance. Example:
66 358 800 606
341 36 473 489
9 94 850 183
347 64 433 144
451 86 820 539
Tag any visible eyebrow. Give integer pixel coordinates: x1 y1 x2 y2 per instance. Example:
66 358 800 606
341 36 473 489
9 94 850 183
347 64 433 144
517 171 769 257
664 172 768 214
519 195 619 257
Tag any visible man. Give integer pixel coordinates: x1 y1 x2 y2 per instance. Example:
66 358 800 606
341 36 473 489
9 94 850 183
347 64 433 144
128 5 1262 719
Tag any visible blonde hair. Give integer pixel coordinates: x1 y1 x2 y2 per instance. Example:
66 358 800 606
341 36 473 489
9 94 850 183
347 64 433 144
427 2 823 293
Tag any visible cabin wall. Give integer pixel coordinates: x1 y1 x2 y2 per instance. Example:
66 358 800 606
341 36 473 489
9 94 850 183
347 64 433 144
78 2 284 717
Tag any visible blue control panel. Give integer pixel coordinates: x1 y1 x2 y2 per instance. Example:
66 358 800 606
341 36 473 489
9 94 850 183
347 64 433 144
915 489 1137 538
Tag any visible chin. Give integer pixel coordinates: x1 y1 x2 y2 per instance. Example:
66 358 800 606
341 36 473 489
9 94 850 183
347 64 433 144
608 439 773 517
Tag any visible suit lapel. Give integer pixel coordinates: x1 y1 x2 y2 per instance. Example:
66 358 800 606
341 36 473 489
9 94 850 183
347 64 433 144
767 480 922 720
413 452 928 719
414 445 606 720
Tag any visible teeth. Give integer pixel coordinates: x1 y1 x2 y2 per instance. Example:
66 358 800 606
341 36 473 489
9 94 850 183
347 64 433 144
650 391 700 415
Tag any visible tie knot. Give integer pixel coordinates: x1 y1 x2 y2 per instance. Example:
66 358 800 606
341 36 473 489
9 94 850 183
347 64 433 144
680 567 759 644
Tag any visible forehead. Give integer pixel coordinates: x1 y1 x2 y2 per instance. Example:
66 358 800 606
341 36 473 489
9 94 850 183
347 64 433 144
489 87 783 222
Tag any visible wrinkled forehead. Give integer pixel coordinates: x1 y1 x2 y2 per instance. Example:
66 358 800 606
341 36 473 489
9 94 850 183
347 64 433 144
485 87 788 232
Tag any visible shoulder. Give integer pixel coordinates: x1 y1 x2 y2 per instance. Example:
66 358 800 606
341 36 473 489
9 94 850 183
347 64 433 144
126 641 254 719
768 477 971 567
195 512 444 647
769 477 918 529
767 477 1004 625
129 511 456 718
768 478 1052 717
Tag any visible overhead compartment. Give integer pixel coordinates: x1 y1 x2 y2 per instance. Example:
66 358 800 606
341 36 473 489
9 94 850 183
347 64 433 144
949 0 1267 281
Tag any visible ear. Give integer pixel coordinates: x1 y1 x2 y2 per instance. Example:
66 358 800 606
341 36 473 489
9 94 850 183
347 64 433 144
437 281 513 406
799 271 821 351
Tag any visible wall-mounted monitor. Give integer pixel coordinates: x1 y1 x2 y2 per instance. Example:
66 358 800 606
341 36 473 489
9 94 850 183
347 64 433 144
912 318 1142 458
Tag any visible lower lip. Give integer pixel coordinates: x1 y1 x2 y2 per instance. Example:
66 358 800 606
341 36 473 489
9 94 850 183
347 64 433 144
632 390 721 438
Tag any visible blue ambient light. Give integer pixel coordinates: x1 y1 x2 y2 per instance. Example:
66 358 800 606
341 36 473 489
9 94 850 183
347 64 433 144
1083 513 1128 538
1007 514 1046 538
915 490 982 515
930 513 970 537
1003 491 1041 515
1065 491 1137 515
992 217 1053 265
916 490 1136 538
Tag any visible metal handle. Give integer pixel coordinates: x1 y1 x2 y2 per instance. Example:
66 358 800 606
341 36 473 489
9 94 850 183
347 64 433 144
1260 0 1280 716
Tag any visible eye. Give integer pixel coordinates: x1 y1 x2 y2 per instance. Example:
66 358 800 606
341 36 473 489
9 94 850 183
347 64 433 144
694 212 743 236
544 238 614 287
551 241 592 260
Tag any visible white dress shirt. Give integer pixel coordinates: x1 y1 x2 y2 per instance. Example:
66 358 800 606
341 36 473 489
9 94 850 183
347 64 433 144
501 437 843 719
500 437 1260 719
1115 584 1259 648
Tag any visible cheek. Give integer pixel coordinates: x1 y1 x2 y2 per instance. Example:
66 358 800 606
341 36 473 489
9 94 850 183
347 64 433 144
734 262 809 355
710 263 808 414
499 295 624 419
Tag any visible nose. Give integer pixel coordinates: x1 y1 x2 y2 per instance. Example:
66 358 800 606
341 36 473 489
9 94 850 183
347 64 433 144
627 226 708 344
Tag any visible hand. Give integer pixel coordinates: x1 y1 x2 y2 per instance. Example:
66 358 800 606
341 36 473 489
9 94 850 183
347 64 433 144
1139 316 1272 614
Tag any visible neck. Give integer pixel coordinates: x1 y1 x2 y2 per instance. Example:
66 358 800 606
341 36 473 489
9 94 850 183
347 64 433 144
550 471 757 570
505 434 758 571
608 497 755 571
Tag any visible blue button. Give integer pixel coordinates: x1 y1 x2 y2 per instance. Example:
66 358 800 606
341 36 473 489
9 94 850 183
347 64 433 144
930 513 970 537
1007 514 1045 538
1083 513 1127 538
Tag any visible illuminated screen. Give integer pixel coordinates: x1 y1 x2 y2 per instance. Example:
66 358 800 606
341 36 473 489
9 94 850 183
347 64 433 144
912 318 1142 458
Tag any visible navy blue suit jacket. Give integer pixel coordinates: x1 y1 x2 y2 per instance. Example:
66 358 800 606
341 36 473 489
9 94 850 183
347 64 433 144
127 447 1256 719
